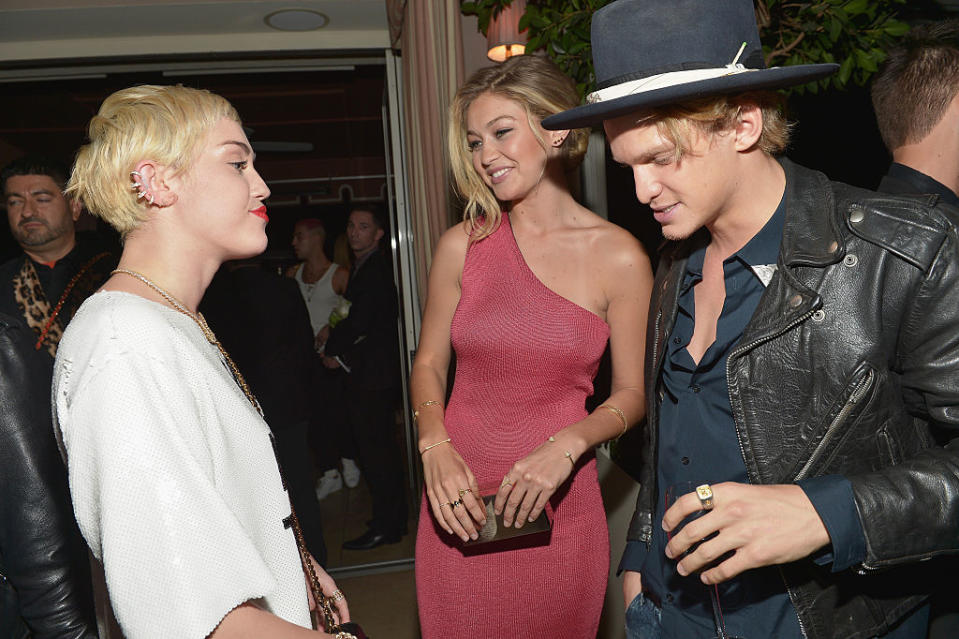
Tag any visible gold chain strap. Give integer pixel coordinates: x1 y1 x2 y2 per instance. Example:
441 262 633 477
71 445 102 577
111 268 345 633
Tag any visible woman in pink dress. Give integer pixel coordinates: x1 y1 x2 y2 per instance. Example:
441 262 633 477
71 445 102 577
411 55 654 637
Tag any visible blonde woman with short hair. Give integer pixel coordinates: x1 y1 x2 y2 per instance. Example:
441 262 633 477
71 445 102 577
56 85 353 639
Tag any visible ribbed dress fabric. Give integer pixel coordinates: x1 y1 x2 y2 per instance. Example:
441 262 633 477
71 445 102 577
415 215 611 638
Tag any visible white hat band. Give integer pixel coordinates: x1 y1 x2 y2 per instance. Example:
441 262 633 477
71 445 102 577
586 63 756 105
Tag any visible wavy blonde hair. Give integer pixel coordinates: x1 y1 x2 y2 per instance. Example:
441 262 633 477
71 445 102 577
448 55 588 241
641 91 791 160
67 84 239 238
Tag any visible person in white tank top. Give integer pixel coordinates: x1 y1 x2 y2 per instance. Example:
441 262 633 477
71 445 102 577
288 219 348 349
288 218 359 498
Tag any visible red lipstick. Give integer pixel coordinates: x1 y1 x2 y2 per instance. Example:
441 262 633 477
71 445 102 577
250 205 269 222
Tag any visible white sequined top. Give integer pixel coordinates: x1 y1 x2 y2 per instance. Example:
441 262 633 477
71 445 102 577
53 291 311 639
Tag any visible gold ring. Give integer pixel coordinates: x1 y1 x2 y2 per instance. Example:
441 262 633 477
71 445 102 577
331 589 345 602
458 488 472 498
501 475 512 488
696 484 714 511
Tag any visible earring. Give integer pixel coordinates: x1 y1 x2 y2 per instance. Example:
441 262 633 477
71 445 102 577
129 170 155 205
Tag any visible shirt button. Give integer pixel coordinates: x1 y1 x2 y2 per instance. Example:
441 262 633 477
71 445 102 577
690 385 701 393
681 456 690 465
673 336 682 344
665 594 675 604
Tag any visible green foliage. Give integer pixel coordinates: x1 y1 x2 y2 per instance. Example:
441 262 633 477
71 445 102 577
759 0 909 94
460 0 910 98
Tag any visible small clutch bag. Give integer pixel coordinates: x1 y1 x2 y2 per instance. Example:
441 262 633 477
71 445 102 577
462 493 552 546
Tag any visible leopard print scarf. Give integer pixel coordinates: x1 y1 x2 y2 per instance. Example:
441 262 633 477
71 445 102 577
12 252 111 357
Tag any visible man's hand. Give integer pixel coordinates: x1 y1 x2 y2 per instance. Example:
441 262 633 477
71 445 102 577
322 355 341 369
623 570 643 609
662 482 830 585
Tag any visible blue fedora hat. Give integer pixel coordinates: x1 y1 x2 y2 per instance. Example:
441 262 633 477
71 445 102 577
542 0 838 130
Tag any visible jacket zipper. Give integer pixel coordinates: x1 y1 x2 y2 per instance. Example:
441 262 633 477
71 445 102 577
794 367 875 481
723 305 815 639
779 566 810 638
725 307 817 476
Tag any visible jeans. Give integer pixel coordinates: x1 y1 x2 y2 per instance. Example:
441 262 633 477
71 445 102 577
625 593 662 639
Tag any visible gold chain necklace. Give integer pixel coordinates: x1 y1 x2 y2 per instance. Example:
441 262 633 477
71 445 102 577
111 268 261 415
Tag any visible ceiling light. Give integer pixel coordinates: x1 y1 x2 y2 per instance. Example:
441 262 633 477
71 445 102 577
264 9 330 32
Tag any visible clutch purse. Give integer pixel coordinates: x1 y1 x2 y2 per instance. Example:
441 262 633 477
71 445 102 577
462 492 552 546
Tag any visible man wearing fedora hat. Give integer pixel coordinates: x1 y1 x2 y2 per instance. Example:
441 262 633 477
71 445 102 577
544 1 959 638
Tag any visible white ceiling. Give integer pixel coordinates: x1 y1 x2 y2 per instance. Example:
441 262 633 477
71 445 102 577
0 0 391 64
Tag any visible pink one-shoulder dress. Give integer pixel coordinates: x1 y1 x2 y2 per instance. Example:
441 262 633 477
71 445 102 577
415 215 611 638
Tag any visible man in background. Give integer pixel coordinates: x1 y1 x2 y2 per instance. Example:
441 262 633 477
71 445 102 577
872 20 959 638
287 218 359 500
872 20 959 206
324 205 406 550
0 156 115 357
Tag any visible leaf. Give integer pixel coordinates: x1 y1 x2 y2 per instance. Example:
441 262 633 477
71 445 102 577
838 54 854 85
844 0 869 15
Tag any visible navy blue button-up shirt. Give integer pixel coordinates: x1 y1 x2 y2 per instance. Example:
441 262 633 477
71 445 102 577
616 194 920 638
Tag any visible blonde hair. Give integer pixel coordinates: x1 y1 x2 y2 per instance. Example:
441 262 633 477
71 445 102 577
448 55 588 241
68 84 240 238
642 91 790 159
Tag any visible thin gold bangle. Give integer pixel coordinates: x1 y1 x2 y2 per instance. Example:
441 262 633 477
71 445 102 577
420 437 451 455
413 399 442 422
599 404 628 436
547 435 576 468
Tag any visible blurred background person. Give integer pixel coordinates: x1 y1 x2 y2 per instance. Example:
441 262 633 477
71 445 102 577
872 20 959 206
287 217 359 500
0 156 116 358
201 258 328 566
323 204 406 550
1 310 98 639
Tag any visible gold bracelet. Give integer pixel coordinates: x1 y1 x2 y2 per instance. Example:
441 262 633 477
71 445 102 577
413 399 442 422
599 403 628 436
547 435 576 468
420 437 451 455
334 633 358 639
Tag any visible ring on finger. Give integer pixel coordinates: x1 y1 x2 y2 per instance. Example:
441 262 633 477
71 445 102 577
450 499 463 508
501 475 512 488
696 484 714 511
331 589 345 602
458 487 472 498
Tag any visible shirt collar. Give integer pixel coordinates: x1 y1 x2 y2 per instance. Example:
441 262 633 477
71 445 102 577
684 192 786 282
887 162 959 208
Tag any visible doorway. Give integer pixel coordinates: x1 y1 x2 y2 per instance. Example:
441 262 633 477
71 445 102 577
0 52 421 574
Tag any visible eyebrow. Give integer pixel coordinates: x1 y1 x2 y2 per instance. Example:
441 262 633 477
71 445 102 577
5 187 57 198
220 140 255 161
466 114 516 137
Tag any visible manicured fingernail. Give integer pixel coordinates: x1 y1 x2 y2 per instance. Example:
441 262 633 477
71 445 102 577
528 516 535 522
677 564 687 576
470 533 478 540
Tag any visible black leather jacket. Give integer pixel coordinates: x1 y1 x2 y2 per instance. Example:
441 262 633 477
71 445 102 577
627 159 959 639
0 313 97 638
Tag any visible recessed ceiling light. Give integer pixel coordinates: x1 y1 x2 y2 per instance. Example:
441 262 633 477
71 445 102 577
264 9 330 32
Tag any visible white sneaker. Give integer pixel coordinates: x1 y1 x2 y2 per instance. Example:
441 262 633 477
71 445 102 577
341 458 361 488
315 469 343 501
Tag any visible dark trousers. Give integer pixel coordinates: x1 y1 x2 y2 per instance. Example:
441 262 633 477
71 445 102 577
274 420 328 566
309 360 356 473
344 384 407 533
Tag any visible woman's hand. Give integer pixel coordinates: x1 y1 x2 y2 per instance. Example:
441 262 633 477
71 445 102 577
306 555 350 624
493 439 575 528
422 443 486 543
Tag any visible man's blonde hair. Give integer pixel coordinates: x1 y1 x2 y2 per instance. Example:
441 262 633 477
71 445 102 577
641 91 791 159
448 55 588 241
68 84 240 238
